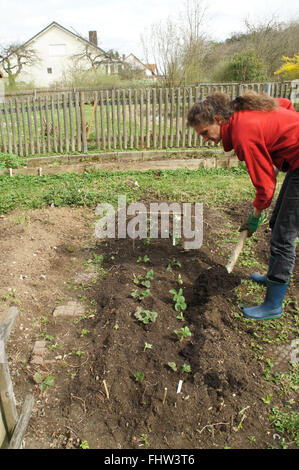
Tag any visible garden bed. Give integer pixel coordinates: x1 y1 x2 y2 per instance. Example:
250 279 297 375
0 148 238 177
1 199 298 450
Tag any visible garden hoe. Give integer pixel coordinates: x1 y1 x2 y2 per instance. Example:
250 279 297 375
225 230 248 274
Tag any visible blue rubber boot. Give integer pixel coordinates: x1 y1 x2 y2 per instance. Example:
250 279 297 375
250 272 267 285
242 279 287 320
250 255 275 286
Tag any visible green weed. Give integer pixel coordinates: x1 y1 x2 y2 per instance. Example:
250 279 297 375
269 407 299 446
34 373 55 394
134 372 144 383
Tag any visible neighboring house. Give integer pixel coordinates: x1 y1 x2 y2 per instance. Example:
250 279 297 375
123 53 157 80
0 21 152 87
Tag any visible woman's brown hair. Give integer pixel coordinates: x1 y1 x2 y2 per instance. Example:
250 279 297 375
187 90 279 127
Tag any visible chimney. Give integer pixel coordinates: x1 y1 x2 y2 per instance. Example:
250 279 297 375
89 31 98 46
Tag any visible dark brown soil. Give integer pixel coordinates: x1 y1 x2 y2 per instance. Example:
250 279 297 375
1 201 298 450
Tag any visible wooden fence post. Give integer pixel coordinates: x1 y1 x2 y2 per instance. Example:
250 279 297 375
79 91 87 153
290 79 299 108
0 105 7 153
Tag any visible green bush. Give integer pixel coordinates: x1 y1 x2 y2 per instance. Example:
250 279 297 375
214 50 268 82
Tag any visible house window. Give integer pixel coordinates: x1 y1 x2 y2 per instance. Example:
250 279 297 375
49 44 67 56
47 68 52 74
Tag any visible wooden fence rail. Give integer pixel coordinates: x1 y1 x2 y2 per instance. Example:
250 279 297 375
0 81 298 157
0 307 34 449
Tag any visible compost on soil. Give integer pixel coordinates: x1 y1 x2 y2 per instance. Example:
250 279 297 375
1 200 298 449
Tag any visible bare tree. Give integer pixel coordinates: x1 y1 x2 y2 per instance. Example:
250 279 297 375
141 0 209 87
72 44 109 69
179 0 210 84
0 42 39 87
180 0 209 43
142 18 182 87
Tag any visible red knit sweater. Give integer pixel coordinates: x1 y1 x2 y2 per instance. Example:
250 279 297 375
221 101 299 210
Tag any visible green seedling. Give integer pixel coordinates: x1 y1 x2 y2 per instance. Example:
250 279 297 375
177 274 183 285
92 254 104 266
140 434 149 446
39 333 54 342
133 269 154 289
80 329 90 337
259 210 270 226
2 289 20 305
141 280 151 288
73 309 97 325
168 258 181 270
133 276 150 288
174 326 192 341
145 269 154 280
169 231 181 246
261 394 272 404
80 440 89 449
169 288 187 312
34 373 55 394
137 255 150 263
168 362 178 372
131 288 151 301
14 214 31 225
48 342 60 350
134 372 144 383
182 363 191 373
75 350 84 357
131 289 141 299
133 274 143 285
143 342 152 351
176 312 185 321
134 307 157 324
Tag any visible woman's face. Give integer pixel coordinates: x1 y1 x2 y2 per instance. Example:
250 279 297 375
193 116 223 144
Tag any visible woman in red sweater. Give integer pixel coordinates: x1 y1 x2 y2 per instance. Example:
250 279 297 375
187 91 299 320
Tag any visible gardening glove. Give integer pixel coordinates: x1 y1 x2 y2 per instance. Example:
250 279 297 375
239 210 261 237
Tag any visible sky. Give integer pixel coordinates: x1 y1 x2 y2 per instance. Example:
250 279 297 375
0 0 298 60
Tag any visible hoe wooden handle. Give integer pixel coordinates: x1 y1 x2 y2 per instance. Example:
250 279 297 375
226 230 248 273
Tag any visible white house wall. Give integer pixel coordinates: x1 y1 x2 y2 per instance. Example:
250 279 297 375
16 25 104 87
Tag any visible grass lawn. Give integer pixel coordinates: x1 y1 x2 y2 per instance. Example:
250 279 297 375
0 165 260 214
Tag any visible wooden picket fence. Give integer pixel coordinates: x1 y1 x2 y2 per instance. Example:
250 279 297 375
0 81 298 157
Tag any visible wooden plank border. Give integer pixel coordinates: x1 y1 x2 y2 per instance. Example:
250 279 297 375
0 307 34 449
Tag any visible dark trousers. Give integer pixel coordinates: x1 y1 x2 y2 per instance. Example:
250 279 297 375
268 168 299 283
